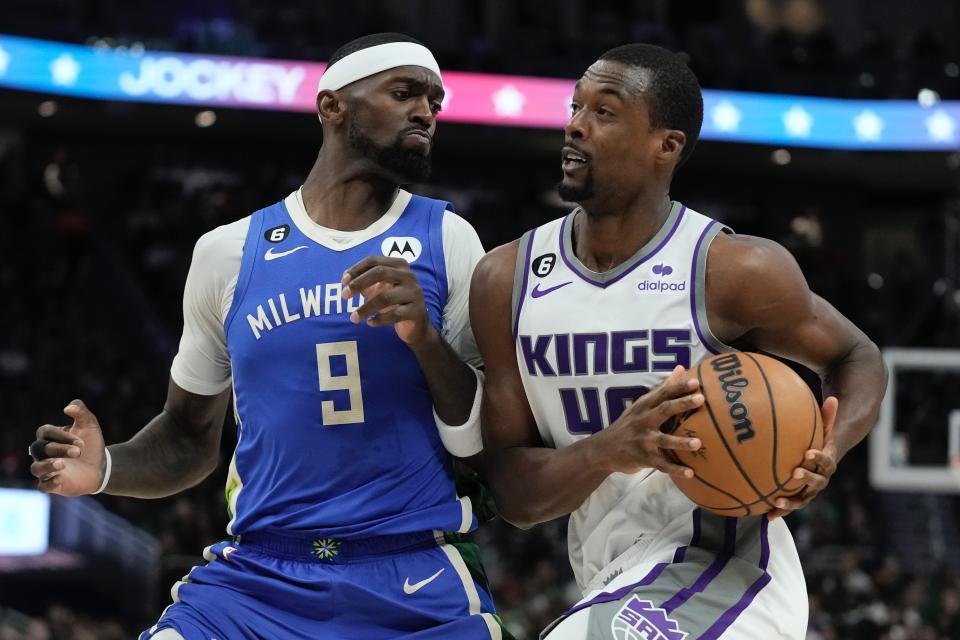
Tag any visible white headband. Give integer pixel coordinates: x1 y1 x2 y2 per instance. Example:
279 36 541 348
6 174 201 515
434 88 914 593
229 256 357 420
318 42 442 93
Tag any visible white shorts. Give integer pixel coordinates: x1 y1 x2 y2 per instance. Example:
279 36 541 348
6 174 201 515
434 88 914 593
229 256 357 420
543 511 807 640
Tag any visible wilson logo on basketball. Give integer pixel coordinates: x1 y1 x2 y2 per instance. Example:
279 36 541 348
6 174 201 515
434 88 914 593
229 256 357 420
710 353 756 443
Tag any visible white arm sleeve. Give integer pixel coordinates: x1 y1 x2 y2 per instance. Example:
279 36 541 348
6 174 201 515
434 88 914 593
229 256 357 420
440 210 485 368
433 211 486 456
169 218 248 395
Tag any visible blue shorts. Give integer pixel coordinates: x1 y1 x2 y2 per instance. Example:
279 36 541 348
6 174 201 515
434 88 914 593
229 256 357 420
140 531 507 640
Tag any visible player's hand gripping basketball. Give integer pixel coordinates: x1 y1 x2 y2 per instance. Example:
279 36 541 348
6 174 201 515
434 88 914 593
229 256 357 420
767 396 839 520
29 400 107 496
596 366 704 477
341 256 435 346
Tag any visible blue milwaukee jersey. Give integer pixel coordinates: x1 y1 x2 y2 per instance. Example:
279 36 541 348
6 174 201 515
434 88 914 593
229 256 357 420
221 194 475 539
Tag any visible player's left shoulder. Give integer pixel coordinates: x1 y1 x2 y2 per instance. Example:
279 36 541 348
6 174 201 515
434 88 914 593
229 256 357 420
189 216 251 284
707 232 803 286
440 209 485 268
441 208 481 242
705 232 812 333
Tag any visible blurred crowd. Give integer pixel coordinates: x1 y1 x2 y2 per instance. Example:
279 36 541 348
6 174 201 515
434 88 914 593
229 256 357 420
4 0 960 100
1 115 959 638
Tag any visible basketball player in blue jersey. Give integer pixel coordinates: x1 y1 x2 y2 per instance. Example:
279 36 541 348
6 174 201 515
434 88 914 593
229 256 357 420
27 33 509 640
471 44 887 639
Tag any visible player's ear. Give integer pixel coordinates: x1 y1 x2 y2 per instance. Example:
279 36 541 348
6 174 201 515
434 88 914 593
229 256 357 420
658 130 686 167
317 90 347 125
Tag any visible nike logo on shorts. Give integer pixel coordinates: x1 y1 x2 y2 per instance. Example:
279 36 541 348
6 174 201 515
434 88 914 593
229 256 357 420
264 246 309 261
531 281 572 298
403 568 445 594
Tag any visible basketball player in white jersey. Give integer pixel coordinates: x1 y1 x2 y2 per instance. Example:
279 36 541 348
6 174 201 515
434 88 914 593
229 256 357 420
471 44 887 639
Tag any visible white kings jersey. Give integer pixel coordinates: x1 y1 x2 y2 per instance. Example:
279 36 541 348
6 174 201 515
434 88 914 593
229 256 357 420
511 202 804 596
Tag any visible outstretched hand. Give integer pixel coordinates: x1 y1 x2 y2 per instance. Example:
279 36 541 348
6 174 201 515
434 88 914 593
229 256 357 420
30 400 107 496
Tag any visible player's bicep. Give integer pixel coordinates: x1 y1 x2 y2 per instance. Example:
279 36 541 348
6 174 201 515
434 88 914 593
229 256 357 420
481 363 542 450
164 377 232 435
158 378 230 470
749 293 864 377
718 236 864 375
470 243 543 451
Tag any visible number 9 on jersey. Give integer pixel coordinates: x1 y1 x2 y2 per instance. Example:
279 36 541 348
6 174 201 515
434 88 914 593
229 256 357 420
316 341 365 425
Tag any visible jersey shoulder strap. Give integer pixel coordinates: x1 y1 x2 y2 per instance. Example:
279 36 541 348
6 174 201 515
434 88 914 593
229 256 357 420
510 215 566 339
223 200 286 334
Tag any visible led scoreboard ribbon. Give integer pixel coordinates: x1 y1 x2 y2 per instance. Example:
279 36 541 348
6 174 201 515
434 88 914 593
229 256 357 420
0 34 957 150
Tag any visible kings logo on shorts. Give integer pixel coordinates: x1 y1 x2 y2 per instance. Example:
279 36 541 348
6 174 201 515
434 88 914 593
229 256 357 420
611 596 688 640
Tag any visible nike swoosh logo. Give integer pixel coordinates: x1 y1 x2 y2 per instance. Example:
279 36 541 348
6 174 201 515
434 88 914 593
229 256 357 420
403 568 445 595
531 281 572 298
264 245 309 261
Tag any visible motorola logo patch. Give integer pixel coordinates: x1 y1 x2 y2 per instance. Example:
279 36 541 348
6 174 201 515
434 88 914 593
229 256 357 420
381 236 422 263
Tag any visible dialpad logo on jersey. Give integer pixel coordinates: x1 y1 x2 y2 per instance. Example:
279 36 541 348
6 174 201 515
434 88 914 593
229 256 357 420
611 596 688 640
532 253 557 277
264 224 290 243
638 263 685 293
381 236 422 263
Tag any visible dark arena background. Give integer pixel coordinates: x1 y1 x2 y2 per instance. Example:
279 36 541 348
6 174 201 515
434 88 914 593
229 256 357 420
1 1 960 639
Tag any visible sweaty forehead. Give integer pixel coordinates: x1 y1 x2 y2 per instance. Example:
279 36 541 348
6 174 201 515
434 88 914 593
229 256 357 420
577 60 653 98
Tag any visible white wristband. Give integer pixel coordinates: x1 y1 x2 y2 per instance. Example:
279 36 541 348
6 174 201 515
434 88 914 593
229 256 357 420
434 367 485 458
92 448 112 495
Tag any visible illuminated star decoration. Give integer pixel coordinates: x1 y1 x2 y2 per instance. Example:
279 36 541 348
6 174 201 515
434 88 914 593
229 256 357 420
492 84 526 117
440 87 453 112
312 538 340 560
783 106 813 137
711 100 742 133
853 109 883 141
0 46 10 76
50 53 81 86
926 110 956 142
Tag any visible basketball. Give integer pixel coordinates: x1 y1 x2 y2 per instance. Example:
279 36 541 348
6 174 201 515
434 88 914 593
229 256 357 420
663 352 824 516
